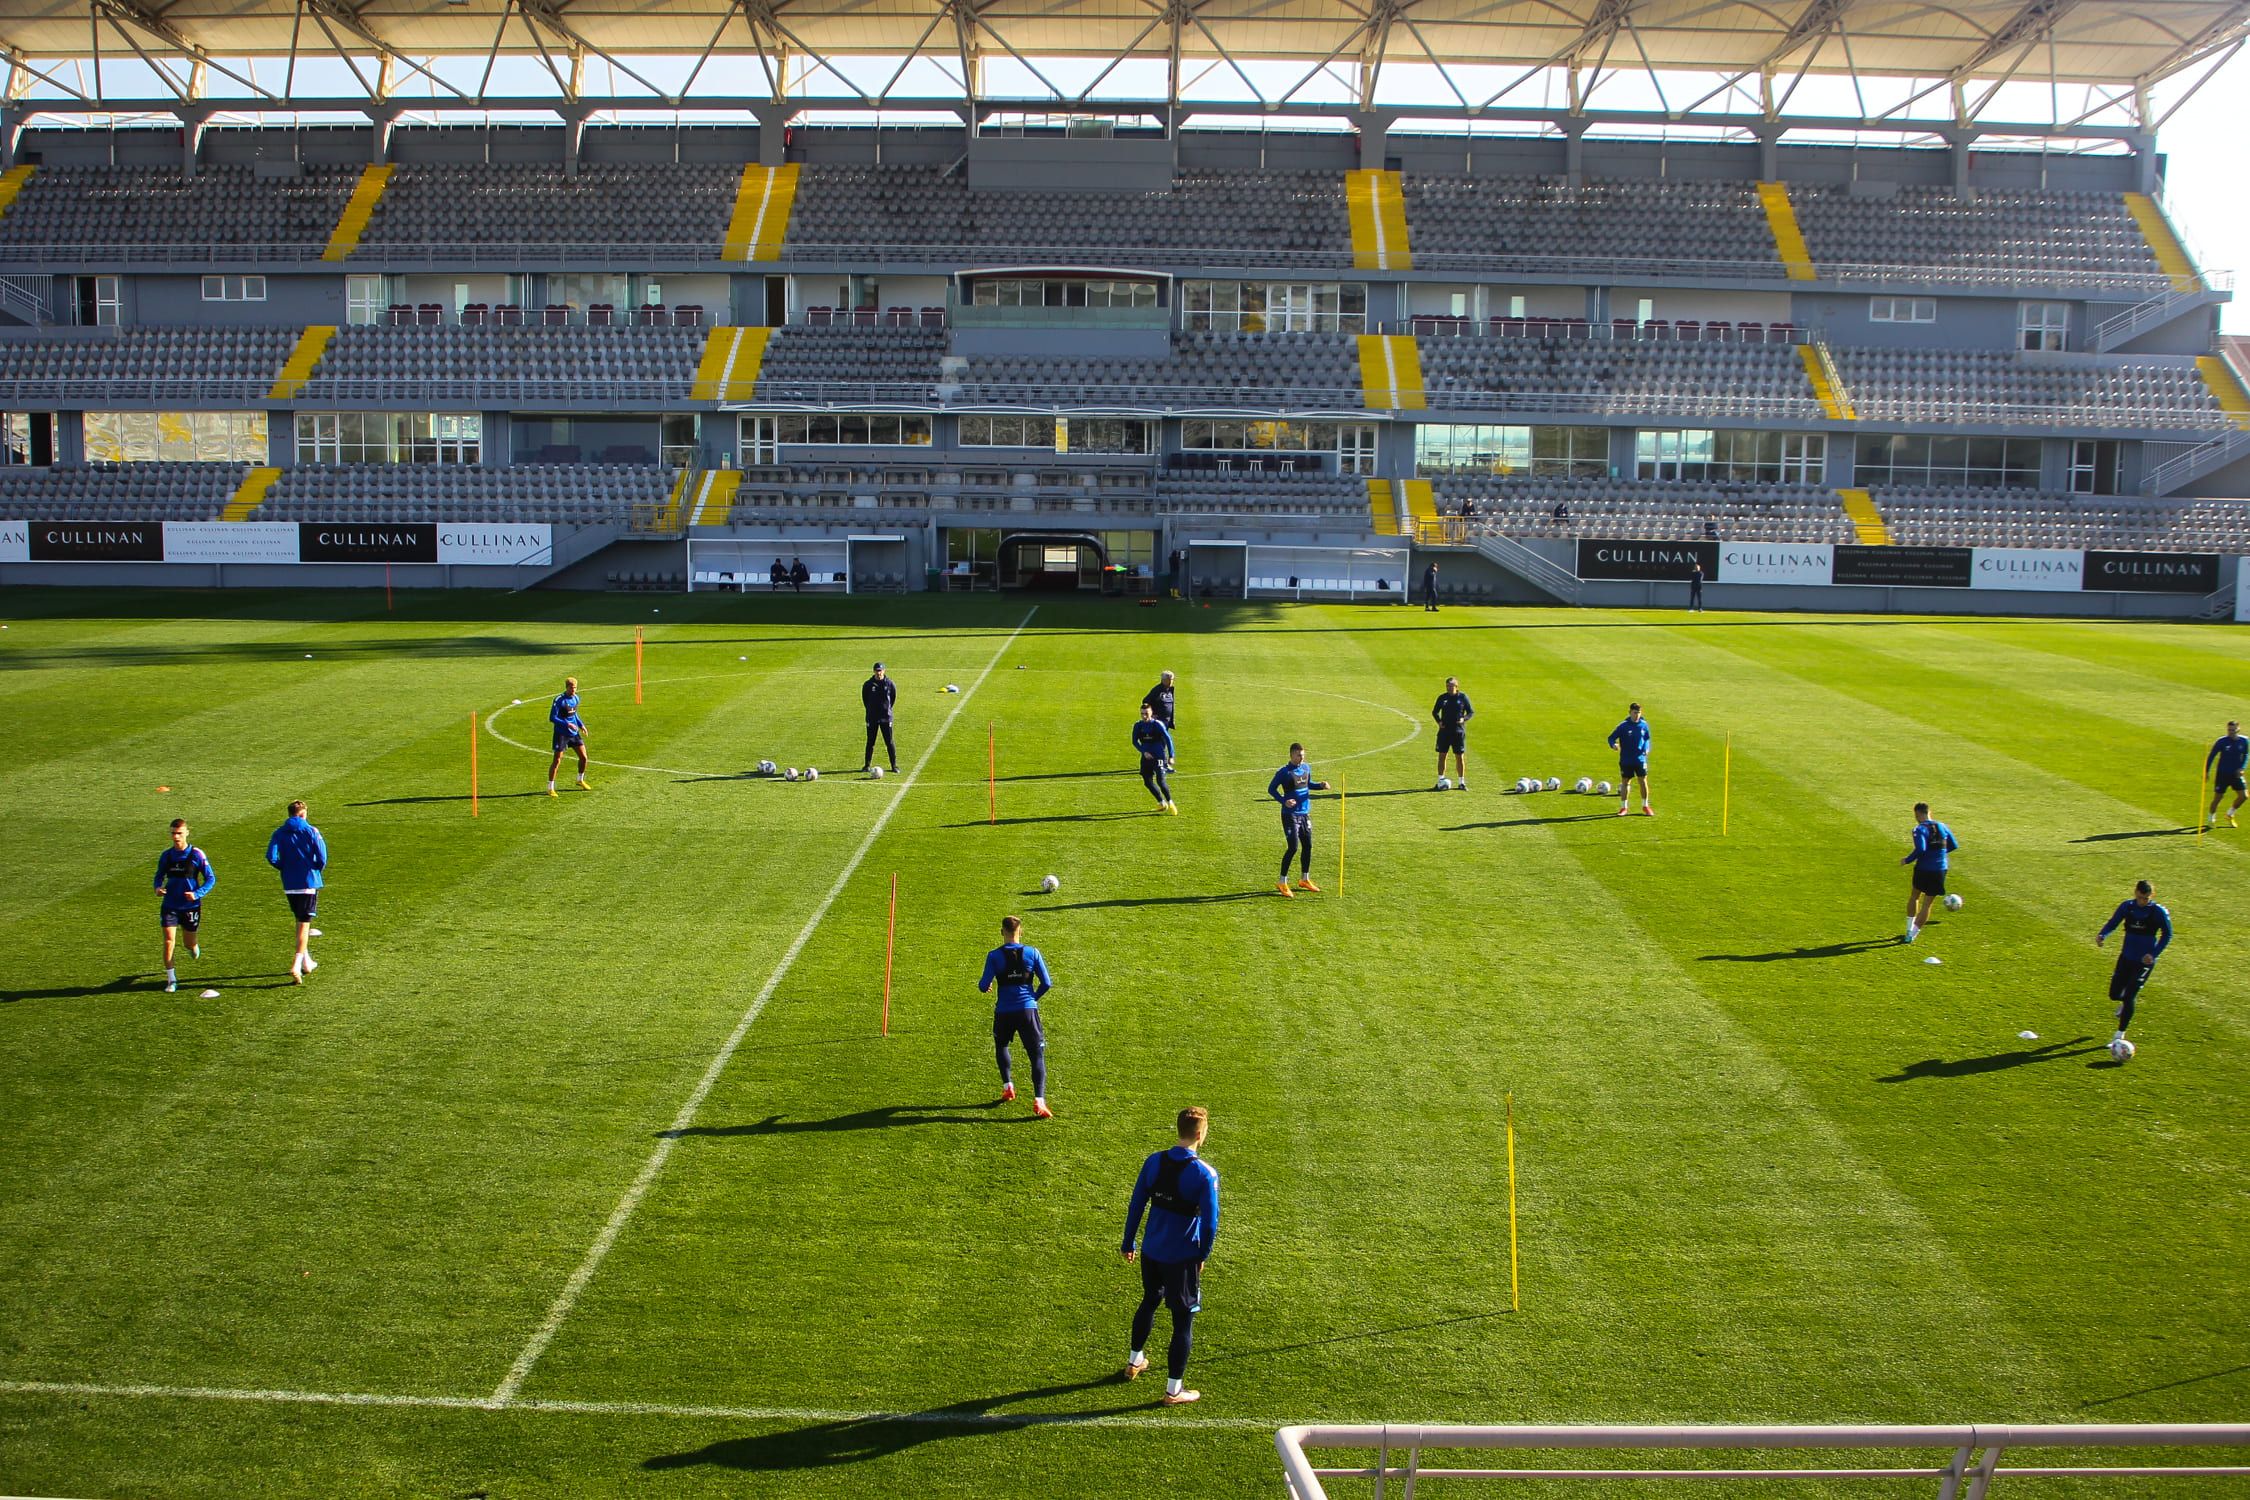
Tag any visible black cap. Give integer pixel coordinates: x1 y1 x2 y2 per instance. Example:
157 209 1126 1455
872 661 885 670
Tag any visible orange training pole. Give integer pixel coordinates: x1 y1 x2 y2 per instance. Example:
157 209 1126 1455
988 721 997 825
1338 774 1347 897
882 872 898 1035
469 710 479 819
634 627 644 705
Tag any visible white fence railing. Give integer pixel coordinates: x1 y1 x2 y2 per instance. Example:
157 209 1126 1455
1277 1422 2250 1499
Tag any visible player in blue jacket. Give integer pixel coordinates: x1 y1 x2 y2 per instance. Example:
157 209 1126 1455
547 675 591 796
1606 703 1653 816
2206 719 2246 828
1897 802 1957 944
153 817 215 993
1133 704 1177 813
978 914 1054 1118
1120 1106 1220 1405
2097 879 2173 1046
266 799 328 983
1266 743 1331 896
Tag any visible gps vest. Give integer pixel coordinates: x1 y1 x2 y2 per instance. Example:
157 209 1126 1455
1151 1154 1198 1216
997 945 1034 987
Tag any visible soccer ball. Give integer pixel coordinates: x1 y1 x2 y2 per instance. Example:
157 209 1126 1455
946 684 960 693
1437 777 1453 791
1545 777 1562 792
871 766 885 779
1598 780 1613 796
1040 874 1061 893
1574 776 1593 793
2109 1036 2136 1063
805 767 819 781
1943 893 1964 912
785 767 799 781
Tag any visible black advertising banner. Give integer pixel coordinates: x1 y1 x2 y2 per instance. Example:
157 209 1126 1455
297 522 438 564
2082 551 2220 594
1832 545 1974 588
1575 539 1718 581
27 521 166 561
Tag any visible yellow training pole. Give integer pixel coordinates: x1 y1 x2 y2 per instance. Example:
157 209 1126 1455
1506 1091 1520 1313
1722 731 1732 837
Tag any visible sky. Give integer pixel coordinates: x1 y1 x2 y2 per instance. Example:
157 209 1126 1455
2141 52 2248 331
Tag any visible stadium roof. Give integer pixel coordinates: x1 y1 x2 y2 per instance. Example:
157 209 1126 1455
0 0 2241 121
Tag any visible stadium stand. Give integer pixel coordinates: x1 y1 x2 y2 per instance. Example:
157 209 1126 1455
0 462 248 520
1401 177 1780 269
297 325 707 400
257 465 669 524
1827 348 2226 427
1416 338 1822 419
1434 477 1853 542
0 327 298 398
0 165 358 251
352 164 742 250
1871 487 2250 550
950 334 1362 408
754 325 948 401
1790 186 2170 286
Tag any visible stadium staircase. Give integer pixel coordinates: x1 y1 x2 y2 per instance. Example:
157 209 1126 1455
1836 488 1892 545
1345 169 1412 270
725 164 799 261
2122 193 2202 293
1356 333 1427 410
1472 533 1582 603
690 325 770 399
1755 182 1817 281
684 468 743 526
267 325 336 399
2194 355 2250 429
1799 340 1858 421
321 165 392 261
221 466 282 521
1365 478 1408 536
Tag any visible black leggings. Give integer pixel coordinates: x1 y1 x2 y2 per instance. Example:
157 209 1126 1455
993 1008 1046 1096
1131 1258 1201 1379
1281 814 1312 877
863 722 897 769
2111 955 2152 1030
1140 754 1171 804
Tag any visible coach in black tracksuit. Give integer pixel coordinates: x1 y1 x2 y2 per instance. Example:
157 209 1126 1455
1141 671 1176 731
861 662 898 773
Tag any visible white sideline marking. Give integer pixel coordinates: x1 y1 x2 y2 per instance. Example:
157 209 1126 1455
0 1379 1280 1433
488 606 1039 1407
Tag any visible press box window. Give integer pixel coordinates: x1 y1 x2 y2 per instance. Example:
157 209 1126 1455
201 275 267 302
1869 296 1935 324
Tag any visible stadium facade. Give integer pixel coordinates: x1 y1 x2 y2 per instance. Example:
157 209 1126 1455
0 0 2244 615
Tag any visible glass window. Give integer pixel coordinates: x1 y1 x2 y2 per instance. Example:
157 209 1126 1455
346 275 387 326
1869 296 1936 324
1854 432 2039 487
87 411 265 463
1 412 50 466
1179 419 1338 452
771 413 932 447
294 412 479 465
201 276 226 301
1414 424 1604 477
2018 301 2069 352
1636 429 1824 482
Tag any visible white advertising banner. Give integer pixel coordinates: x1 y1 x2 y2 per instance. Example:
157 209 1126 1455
1970 547 2085 592
161 521 299 565
0 519 26 563
1716 542 1834 586
435 524 552 567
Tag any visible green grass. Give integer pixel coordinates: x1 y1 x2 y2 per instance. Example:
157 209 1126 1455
0 587 2244 1497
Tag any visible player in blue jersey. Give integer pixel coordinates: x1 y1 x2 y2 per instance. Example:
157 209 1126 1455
1133 703 1177 813
153 818 215 993
978 914 1054 1118
266 799 328 983
1897 802 1958 944
1606 702 1653 816
546 675 591 796
2206 719 2246 828
2096 879 2172 1048
1266 742 1331 896
1121 1106 1220 1405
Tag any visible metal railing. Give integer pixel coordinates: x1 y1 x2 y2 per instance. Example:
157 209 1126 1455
1384 318 1810 346
2143 428 2250 495
1471 531 1583 603
2091 284 2226 352
0 273 50 326
1277 1422 2250 1499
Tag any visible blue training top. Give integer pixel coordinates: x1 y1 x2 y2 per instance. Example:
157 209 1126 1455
551 691 585 734
266 816 328 891
154 845 216 906
1131 719 1175 760
1608 717 1652 761
1121 1145 1221 1263
1268 761 1317 815
978 942 1053 1013
1911 820 1958 871
2210 734 2248 777
2099 900 2174 964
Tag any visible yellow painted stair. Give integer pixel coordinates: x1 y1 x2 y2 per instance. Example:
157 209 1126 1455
656 468 695 531
222 467 282 522
1402 479 1439 535
689 325 772 400
686 469 743 526
1756 181 1816 281
724 164 800 261
268 325 336 399
1366 479 1408 536
2194 354 2250 430
1345 168 1413 271
1837 488 1891 545
2122 193 2199 293
1355 333 1426 410
321 164 393 262
1798 343 1856 421
0 164 36 222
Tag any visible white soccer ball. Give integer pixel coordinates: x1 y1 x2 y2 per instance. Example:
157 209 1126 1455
1545 777 1563 792
946 684 960 693
1943 893 1964 912
1437 777 1452 791
1040 874 1060 893
805 767 819 781
785 767 799 781
871 766 885 779
1598 780 1614 795
1574 777 1593 794
2109 1036 2136 1063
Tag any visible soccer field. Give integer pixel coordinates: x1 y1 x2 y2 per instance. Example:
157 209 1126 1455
0 588 2243 1498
